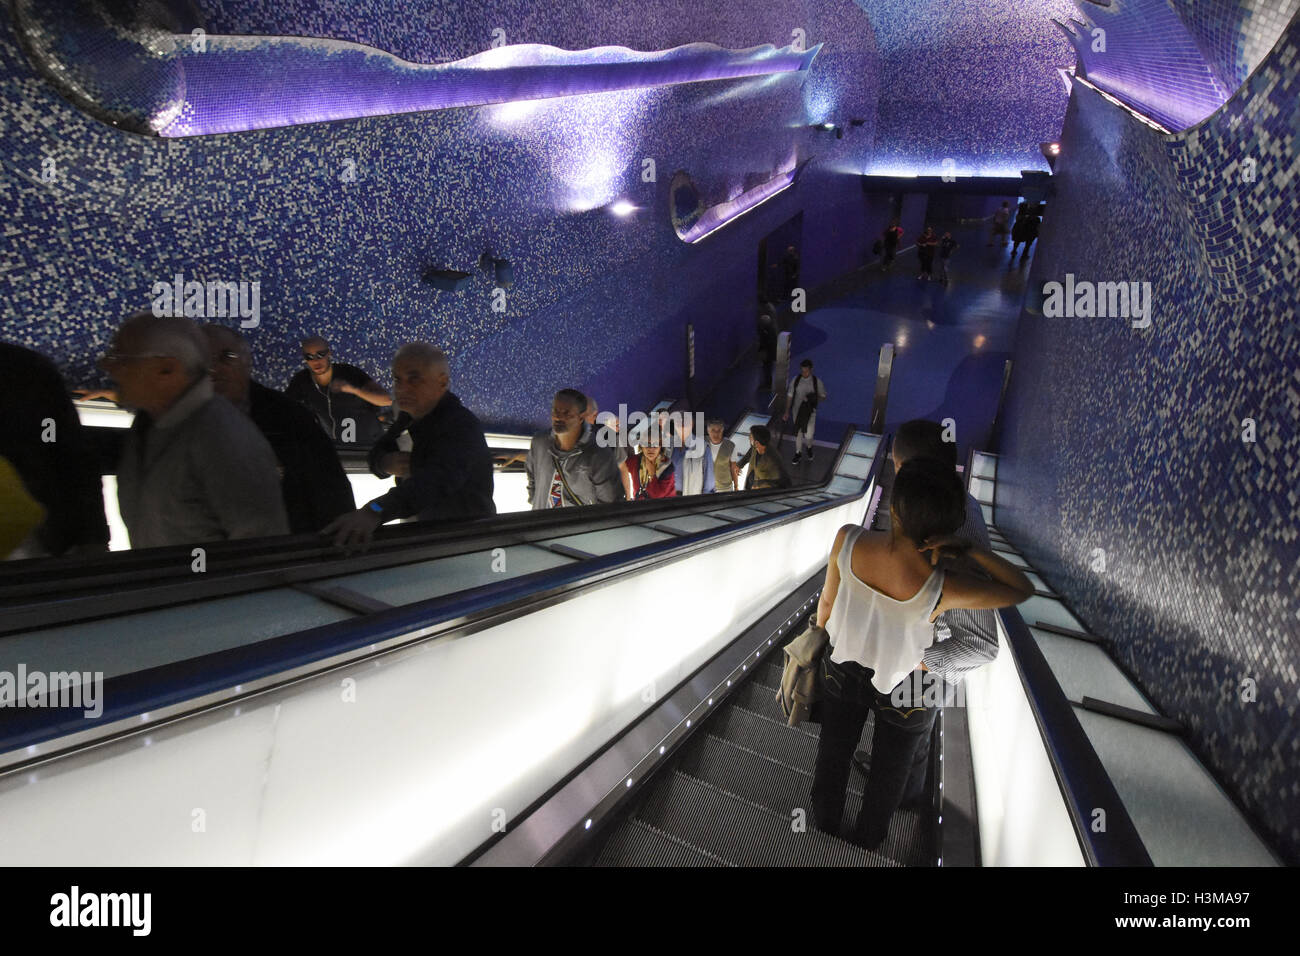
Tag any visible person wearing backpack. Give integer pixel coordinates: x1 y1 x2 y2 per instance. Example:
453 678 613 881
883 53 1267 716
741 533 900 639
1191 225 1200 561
784 359 828 465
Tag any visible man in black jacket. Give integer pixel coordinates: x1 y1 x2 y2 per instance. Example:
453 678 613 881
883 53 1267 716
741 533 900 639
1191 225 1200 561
325 343 495 550
0 342 109 556
285 335 392 446
202 325 354 534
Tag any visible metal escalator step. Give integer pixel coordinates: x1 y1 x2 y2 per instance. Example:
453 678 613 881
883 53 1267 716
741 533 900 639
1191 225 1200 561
704 705 821 771
731 679 789 718
869 806 934 867
677 732 831 815
679 733 933 866
594 818 734 867
637 770 899 867
757 660 785 688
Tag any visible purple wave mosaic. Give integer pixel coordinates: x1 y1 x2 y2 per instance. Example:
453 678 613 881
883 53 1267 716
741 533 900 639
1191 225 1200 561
853 0 1079 176
14 0 819 137
998 10 1300 862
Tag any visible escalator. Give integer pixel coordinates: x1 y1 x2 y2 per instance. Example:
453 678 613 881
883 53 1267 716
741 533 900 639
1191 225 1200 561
589 654 933 867
8 409 1255 867
0 416 884 866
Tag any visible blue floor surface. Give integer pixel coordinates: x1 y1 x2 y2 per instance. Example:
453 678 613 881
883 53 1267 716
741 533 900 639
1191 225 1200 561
703 223 1035 462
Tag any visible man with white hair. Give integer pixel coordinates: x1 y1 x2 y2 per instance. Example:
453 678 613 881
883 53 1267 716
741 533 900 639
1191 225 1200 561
103 312 288 548
324 343 495 550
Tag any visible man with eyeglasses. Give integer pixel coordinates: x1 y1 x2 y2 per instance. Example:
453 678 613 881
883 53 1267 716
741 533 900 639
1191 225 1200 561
285 336 391 446
202 325 354 534
102 312 288 548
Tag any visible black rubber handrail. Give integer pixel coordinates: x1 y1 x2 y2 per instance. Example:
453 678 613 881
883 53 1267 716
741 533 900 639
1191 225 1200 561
0 427 881 759
996 606 1152 866
0 427 850 608
964 449 1150 866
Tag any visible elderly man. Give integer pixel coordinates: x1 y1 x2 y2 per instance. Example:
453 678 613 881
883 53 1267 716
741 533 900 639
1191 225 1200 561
286 335 391 446
202 325 353 534
324 344 495 550
526 389 624 509
102 312 288 548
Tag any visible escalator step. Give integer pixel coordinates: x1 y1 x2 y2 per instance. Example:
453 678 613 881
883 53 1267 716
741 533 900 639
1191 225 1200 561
731 679 791 718
594 818 733 867
704 705 821 771
677 733 934 866
757 660 786 687
677 732 860 816
636 771 899 867
871 806 934 867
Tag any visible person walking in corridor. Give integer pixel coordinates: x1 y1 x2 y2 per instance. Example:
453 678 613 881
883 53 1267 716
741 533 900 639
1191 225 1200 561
916 226 938 281
938 232 958 284
881 219 904 270
988 201 1010 247
785 359 827 465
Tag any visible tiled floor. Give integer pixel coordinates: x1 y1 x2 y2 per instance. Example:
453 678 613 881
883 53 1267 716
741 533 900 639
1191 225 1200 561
701 223 1031 460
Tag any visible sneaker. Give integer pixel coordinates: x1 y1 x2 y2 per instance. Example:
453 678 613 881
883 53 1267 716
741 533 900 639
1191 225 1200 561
852 749 870 776
792 452 801 464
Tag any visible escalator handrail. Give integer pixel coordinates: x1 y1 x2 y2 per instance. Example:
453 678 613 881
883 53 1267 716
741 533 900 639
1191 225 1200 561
0 429 880 758
995 606 1153 866
966 450 1151 866
0 433 859 608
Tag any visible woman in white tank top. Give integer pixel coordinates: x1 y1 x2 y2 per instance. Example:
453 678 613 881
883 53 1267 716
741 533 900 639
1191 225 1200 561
808 458 1034 848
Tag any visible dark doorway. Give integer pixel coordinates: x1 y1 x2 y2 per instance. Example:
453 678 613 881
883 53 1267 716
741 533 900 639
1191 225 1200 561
757 212 804 308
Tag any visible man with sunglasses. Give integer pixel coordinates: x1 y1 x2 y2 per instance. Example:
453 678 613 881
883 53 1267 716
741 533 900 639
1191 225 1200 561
103 312 288 548
285 336 391 446
202 325 354 534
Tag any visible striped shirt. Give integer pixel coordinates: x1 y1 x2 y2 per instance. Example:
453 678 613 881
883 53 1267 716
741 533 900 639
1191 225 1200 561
922 493 998 683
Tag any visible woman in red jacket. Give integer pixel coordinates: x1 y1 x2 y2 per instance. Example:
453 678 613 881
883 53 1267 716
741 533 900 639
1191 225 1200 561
622 437 676 499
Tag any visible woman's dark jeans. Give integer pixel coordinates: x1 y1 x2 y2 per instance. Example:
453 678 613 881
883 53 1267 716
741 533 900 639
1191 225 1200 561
810 654 933 849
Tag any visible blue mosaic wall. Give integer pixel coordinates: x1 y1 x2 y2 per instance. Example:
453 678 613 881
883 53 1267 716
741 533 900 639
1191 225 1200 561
856 0 1078 176
998 9 1300 862
1059 0 1299 130
0 1 1074 432
1179 0 1300 87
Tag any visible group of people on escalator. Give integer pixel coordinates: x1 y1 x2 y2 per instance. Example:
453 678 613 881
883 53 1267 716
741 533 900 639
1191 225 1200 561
2 311 826 559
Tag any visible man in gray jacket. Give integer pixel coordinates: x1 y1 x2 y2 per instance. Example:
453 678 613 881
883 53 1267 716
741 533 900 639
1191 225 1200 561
102 313 288 548
526 389 624 508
